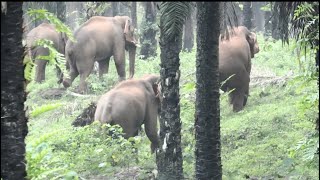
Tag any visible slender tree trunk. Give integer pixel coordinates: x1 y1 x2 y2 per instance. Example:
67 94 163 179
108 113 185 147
271 3 280 40
1 2 28 180
66 2 82 30
253 2 264 32
195 2 222 180
156 4 184 179
183 10 194 52
140 2 157 60
131 2 137 29
264 2 272 37
56 2 66 23
112 2 119 16
243 2 253 30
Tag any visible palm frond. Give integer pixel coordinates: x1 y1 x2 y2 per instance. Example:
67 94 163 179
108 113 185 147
273 1 318 47
159 2 193 40
220 2 239 40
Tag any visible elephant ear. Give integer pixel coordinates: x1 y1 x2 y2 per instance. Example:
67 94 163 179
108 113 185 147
124 19 137 46
246 32 258 58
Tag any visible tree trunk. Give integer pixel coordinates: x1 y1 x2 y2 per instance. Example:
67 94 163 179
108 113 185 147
140 2 157 60
66 2 83 30
243 2 253 30
131 2 137 29
253 2 264 32
112 2 119 16
56 2 66 23
195 2 222 180
1 2 28 180
183 10 194 52
156 4 184 180
271 3 280 40
264 2 272 37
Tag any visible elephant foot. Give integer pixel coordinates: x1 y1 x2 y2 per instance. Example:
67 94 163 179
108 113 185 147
62 79 71 88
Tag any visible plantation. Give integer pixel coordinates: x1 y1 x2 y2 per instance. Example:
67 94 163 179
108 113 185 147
25 34 319 179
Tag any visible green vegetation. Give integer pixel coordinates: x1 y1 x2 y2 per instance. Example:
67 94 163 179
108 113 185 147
25 31 318 179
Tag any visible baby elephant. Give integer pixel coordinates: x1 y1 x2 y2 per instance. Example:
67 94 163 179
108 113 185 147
94 74 160 153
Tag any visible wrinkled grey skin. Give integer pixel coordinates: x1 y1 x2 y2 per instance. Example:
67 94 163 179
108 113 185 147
26 23 68 83
62 16 138 94
94 74 160 153
219 26 260 112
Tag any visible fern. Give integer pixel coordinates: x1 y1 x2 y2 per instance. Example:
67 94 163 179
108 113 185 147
31 103 64 118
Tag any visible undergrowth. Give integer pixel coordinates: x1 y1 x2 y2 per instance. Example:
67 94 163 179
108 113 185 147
25 33 319 179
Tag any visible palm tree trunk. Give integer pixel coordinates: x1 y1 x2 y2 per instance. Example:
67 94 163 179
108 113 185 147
195 2 222 180
264 2 272 36
112 2 119 16
140 2 157 60
56 2 66 23
243 2 253 30
1 2 28 179
253 2 264 32
131 2 137 29
156 4 184 179
66 2 83 30
183 10 194 52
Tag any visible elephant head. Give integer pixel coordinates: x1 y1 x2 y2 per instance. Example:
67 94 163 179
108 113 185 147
246 31 259 58
94 74 161 153
236 26 260 58
114 16 138 47
114 16 138 79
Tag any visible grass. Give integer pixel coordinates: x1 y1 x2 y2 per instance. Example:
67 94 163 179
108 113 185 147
25 34 319 179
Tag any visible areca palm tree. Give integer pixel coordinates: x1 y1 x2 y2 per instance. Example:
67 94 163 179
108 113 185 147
1 2 28 179
156 2 237 179
156 2 192 179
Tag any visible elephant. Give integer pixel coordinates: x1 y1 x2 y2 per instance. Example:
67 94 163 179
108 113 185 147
94 74 160 153
26 23 68 83
62 16 138 94
219 26 260 112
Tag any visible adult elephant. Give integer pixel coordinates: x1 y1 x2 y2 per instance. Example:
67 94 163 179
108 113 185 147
94 74 160 153
26 23 68 83
219 26 260 112
62 16 138 94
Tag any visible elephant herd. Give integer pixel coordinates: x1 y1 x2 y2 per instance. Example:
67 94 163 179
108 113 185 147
26 15 259 152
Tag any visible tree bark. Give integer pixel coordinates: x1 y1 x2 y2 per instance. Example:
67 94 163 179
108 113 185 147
264 2 272 37
112 2 119 16
252 2 264 32
271 3 280 40
140 2 157 60
56 2 66 23
195 2 222 180
131 2 137 29
183 10 194 52
1 2 28 180
243 2 253 30
66 2 82 30
156 4 184 179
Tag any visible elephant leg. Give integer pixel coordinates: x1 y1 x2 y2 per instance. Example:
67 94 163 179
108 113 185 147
144 106 159 153
114 50 126 81
243 83 249 107
78 63 94 94
35 59 48 83
98 58 110 79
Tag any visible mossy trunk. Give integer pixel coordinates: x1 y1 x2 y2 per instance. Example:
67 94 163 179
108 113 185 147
1 2 28 179
195 2 222 180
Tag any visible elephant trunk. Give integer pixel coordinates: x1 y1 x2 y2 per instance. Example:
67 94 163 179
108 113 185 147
128 46 136 79
35 59 48 83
